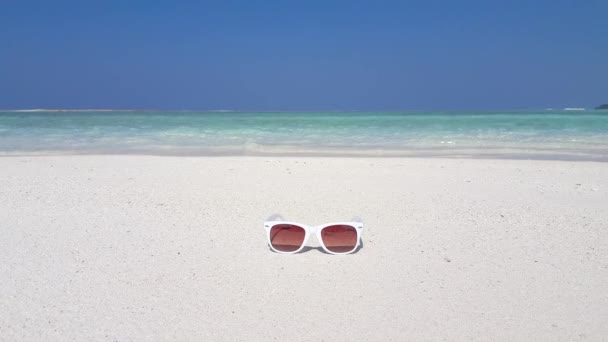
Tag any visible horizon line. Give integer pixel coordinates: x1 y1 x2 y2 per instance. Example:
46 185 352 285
0 107 601 113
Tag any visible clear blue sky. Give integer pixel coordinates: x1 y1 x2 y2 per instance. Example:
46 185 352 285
1 0 606 110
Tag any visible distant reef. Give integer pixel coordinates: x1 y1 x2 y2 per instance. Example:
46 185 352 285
596 104 608 110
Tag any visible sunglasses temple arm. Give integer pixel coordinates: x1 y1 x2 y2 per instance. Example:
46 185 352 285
266 213 361 225
351 216 363 224
266 213 286 222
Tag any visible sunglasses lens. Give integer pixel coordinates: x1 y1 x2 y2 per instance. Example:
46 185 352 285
321 225 358 253
269 224 306 252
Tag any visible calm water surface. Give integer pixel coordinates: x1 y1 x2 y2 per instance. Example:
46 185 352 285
1 111 607 160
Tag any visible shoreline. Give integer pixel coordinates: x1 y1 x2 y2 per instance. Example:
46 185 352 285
1 148 607 162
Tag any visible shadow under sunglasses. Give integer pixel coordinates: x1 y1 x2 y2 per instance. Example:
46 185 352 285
268 239 364 255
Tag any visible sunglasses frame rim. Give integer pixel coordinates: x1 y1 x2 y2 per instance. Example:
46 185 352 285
264 220 363 255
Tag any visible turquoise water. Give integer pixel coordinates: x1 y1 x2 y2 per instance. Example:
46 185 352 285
1 110 607 160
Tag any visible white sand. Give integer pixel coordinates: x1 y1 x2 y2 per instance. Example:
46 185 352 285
1 156 607 341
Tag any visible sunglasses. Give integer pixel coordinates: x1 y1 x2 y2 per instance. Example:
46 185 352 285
264 214 363 254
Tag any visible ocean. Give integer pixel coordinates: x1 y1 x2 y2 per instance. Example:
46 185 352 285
1 110 607 160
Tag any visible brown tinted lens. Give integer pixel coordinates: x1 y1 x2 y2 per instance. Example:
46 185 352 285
269 224 306 252
321 225 358 253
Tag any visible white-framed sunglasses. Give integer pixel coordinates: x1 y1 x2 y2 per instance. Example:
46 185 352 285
264 214 363 255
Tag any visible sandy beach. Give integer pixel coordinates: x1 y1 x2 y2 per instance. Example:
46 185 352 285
1 155 606 341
